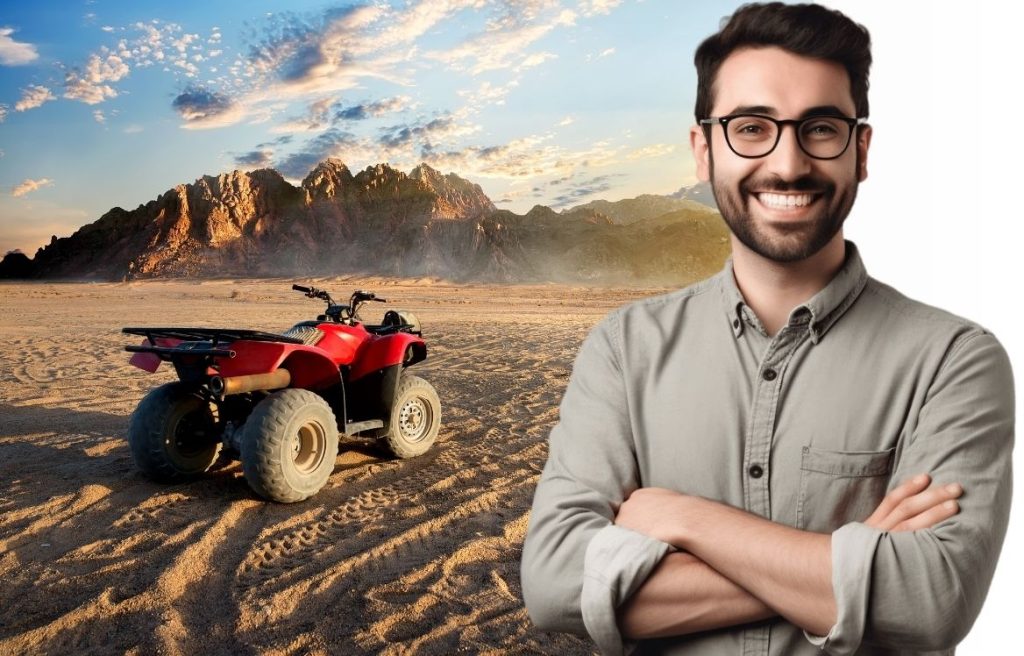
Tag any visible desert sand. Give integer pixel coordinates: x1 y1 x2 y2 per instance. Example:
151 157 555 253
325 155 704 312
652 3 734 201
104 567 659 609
0 277 672 655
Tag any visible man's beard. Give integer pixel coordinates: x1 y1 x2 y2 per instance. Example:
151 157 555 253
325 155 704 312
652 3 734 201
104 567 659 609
709 153 859 263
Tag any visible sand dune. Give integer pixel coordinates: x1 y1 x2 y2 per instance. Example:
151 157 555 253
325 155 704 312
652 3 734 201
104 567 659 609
0 277 667 655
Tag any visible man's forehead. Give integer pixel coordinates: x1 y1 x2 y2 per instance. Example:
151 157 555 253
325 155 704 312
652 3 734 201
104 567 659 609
712 46 856 116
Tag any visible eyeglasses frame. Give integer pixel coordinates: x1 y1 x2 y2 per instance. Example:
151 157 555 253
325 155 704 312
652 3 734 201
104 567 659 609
699 114 869 160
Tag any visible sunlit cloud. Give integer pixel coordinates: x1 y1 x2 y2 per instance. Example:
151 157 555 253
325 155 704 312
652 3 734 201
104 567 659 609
11 178 54 197
458 80 519 109
92 109 105 123
14 84 55 111
427 8 576 75
626 143 676 160
578 0 622 16
0 27 39 65
63 52 130 104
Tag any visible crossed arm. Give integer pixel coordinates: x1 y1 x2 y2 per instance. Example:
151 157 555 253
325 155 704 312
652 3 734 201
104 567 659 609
613 475 963 639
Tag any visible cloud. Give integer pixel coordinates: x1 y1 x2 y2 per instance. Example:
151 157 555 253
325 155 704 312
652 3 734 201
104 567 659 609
11 178 54 197
423 132 620 181
234 149 275 168
598 47 615 58
626 143 676 160
550 173 624 207
579 0 622 16
63 52 131 104
15 85 55 111
427 7 576 75
558 115 574 126
0 103 7 122
334 95 412 121
92 109 105 123
270 95 338 134
172 85 245 129
0 27 39 65
123 124 144 134
458 80 519 109
378 114 479 152
274 128 362 179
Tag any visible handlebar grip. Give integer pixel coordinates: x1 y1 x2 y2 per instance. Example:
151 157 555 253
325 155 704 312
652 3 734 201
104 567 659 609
292 284 311 293
375 297 387 302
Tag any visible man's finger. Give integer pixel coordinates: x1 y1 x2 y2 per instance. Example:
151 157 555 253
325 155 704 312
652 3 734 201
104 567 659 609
892 499 960 532
864 474 930 527
884 482 963 529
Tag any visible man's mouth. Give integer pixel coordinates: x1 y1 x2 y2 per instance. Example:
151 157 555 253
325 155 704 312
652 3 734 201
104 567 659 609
753 192 821 210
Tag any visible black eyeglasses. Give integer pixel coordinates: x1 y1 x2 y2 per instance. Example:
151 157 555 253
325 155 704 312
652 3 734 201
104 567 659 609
699 114 868 160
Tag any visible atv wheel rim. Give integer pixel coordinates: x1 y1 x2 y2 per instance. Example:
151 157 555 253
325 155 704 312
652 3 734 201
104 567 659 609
291 421 327 474
171 407 214 459
398 397 431 443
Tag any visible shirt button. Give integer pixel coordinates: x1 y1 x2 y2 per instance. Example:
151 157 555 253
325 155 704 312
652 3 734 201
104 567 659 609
762 368 777 381
749 464 764 478
733 318 740 329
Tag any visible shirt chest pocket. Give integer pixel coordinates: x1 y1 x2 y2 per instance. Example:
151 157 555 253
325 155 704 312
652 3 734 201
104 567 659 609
796 446 895 533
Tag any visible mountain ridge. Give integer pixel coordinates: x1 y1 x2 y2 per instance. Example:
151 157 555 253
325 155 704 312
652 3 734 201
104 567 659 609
2 160 729 285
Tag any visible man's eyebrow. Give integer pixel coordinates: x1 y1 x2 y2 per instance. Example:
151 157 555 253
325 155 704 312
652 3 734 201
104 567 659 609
728 105 776 116
724 105 854 118
799 105 853 118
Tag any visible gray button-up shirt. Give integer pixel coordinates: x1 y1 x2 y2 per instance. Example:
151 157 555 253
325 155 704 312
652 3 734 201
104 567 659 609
521 241 1014 655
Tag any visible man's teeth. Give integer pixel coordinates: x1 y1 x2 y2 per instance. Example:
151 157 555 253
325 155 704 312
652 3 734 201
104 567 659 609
757 193 815 209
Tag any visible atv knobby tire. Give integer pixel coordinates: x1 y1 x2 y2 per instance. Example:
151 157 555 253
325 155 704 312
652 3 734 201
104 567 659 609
127 382 221 482
241 389 339 503
382 375 441 459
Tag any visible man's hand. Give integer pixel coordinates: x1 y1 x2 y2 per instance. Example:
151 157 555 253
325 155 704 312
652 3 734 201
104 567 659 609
863 473 962 532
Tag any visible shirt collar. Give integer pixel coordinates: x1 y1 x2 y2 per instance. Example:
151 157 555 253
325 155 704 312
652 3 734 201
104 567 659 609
717 239 869 344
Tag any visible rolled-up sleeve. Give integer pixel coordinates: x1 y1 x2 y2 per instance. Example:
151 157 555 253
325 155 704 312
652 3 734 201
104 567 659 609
521 311 673 655
810 330 1015 654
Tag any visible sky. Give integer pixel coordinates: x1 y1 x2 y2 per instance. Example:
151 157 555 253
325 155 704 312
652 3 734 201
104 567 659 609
0 0 751 256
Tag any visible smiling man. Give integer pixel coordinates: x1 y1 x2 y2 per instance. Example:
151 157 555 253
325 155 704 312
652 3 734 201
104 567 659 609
521 3 1014 656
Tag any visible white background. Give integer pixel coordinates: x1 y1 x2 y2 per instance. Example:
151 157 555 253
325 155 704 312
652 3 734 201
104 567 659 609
821 1 1021 652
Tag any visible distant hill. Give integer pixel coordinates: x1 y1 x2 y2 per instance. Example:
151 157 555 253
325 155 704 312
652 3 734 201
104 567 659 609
566 193 716 225
669 181 716 208
1 160 730 285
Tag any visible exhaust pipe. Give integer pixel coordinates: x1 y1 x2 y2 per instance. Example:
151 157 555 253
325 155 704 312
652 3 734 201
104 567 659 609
210 369 291 396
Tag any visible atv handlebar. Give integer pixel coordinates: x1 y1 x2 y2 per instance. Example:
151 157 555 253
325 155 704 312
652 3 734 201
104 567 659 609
292 284 386 322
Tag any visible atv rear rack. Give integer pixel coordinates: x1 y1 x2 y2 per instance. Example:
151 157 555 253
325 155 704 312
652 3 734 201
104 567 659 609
123 327 305 346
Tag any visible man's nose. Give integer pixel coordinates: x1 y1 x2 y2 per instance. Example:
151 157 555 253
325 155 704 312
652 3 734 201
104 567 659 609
764 124 812 180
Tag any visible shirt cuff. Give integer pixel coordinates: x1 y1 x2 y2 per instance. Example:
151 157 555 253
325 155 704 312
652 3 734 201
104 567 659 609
804 521 883 655
581 524 675 656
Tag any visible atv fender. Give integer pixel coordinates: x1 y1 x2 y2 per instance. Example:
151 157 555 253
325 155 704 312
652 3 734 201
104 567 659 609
349 333 425 381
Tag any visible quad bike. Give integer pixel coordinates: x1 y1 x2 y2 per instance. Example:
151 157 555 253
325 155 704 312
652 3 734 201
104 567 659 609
122 285 441 503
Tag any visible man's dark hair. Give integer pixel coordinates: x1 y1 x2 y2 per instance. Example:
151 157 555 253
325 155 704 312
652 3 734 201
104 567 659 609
694 2 871 122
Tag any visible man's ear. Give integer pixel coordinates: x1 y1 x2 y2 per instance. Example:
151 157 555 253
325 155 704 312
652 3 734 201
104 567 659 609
690 124 711 182
856 124 873 182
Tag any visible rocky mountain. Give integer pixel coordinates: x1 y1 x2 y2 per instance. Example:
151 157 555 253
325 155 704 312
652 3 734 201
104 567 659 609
2 160 730 285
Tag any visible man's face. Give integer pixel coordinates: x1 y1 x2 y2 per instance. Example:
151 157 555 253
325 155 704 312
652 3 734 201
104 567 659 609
690 46 872 263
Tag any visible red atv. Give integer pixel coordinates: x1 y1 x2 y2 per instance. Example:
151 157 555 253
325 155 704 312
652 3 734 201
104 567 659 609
122 285 441 502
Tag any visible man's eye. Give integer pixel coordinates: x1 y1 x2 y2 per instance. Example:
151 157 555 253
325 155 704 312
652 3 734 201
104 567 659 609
804 122 840 138
732 122 771 139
